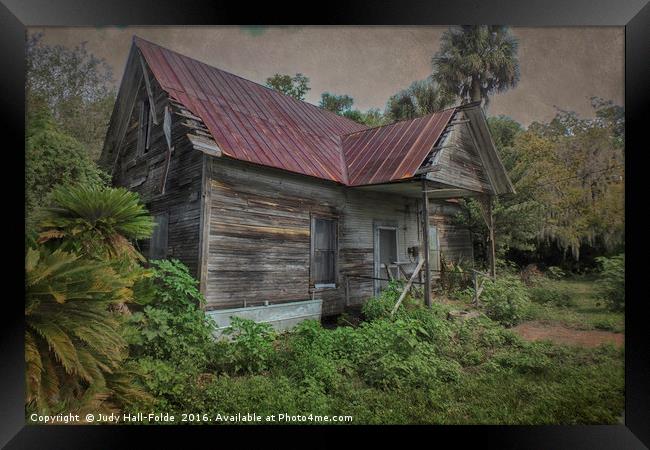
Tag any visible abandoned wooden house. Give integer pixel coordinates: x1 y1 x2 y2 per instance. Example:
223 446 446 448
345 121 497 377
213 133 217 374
99 36 514 326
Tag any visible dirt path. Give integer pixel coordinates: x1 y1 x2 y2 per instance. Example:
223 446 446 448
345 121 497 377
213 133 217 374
513 321 624 348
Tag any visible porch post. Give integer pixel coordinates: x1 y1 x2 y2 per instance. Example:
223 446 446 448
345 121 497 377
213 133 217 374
487 195 496 278
421 179 432 307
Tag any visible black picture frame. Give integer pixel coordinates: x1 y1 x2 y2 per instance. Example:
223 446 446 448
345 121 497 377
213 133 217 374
2 1 648 447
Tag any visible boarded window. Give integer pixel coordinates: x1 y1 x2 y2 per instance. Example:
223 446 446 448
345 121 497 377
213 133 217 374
138 99 152 155
149 213 169 260
311 217 337 287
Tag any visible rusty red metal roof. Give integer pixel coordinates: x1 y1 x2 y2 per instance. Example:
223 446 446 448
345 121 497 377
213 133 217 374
342 109 455 185
134 37 454 186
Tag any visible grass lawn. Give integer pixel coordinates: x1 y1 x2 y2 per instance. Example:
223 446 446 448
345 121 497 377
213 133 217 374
524 275 625 333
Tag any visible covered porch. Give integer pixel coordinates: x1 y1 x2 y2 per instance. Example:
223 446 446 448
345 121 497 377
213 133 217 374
351 176 498 308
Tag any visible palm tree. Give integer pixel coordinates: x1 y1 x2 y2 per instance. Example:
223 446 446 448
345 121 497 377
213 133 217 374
36 184 154 263
26 184 155 415
26 247 150 414
432 26 520 108
386 76 455 121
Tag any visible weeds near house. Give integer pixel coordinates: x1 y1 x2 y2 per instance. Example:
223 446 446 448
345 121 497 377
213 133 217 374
122 265 623 425
595 254 625 311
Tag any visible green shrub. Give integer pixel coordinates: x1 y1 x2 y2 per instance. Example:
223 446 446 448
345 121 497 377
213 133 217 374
361 280 410 320
480 275 530 327
595 254 625 311
127 259 218 414
276 320 348 390
346 318 461 390
546 266 566 280
592 318 619 332
492 343 553 375
221 317 277 375
25 105 110 219
127 259 216 366
496 258 520 275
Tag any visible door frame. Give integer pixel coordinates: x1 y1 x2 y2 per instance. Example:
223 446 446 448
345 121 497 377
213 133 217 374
373 221 399 296
429 224 441 273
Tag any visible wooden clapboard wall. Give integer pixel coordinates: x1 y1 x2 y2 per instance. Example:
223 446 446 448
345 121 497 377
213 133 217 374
103 61 203 276
426 111 494 194
429 202 475 266
101 49 477 316
204 157 468 315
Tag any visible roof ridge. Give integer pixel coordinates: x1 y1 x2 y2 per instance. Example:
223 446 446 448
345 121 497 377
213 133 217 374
339 105 459 138
132 35 369 133
131 36 460 187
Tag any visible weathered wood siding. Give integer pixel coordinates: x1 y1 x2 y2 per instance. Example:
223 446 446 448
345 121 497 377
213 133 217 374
106 68 203 276
430 203 475 265
427 111 493 193
205 157 469 315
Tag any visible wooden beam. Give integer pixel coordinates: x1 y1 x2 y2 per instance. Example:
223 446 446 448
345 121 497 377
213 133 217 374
487 197 496 278
159 145 173 194
110 70 143 176
345 275 350 307
139 53 159 125
187 134 223 157
421 179 432 307
198 155 213 298
391 258 425 317
477 195 497 278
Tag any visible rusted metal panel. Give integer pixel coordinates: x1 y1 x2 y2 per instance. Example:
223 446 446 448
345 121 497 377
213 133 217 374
133 37 461 189
342 108 455 186
134 36 366 185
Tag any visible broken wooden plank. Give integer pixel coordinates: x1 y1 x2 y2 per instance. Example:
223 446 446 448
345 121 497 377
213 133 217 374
391 258 425 317
187 134 222 157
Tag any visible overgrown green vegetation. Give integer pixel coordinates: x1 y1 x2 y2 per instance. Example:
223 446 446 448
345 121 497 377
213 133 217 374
114 269 624 425
480 275 531 327
27 33 116 161
595 254 625 311
26 105 109 220
455 99 624 270
25 28 624 425
25 184 154 416
524 275 624 333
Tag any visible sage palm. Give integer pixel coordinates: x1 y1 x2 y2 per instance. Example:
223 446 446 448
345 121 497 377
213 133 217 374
36 184 154 262
432 26 520 108
25 247 147 414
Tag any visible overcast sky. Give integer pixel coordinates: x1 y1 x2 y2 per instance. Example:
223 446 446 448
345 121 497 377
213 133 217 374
31 26 624 126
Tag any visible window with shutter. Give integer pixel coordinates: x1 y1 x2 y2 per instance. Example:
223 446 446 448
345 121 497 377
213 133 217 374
310 216 337 287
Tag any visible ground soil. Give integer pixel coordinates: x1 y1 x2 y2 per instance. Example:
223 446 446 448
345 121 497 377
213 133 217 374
513 321 624 348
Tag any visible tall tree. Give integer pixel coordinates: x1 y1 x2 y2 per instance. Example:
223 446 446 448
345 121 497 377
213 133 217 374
319 92 387 127
432 26 520 108
26 103 109 223
320 92 354 115
26 33 116 160
265 73 310 100
385 77 455 121
456 101 624 265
